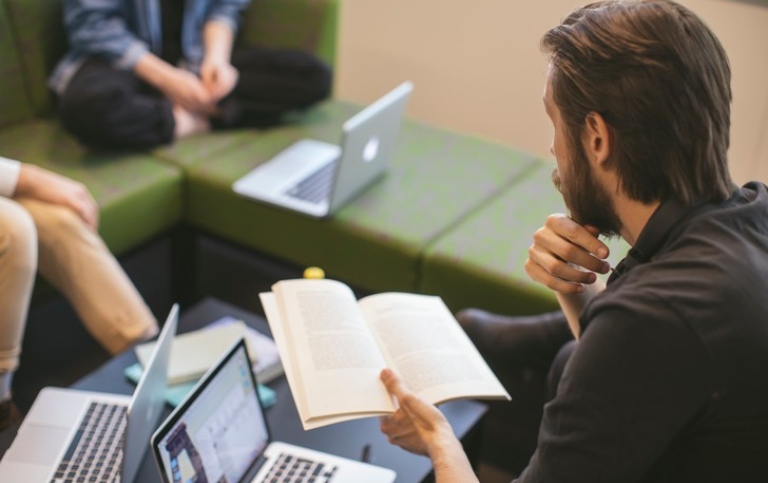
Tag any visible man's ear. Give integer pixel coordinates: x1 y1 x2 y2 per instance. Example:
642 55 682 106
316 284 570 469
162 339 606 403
582 112 613 167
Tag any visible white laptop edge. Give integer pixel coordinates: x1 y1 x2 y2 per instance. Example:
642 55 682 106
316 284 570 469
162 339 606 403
0 303 179 483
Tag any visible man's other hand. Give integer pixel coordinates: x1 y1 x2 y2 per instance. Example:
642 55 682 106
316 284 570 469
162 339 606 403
15 164 99 230
379 369 479 483
200 58 239 102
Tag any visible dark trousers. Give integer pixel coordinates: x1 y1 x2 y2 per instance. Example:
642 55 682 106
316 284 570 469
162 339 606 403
479 313 576 473
58 47 332 149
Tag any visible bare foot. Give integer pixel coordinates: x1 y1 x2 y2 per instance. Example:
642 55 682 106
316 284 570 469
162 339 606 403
173 105 211 139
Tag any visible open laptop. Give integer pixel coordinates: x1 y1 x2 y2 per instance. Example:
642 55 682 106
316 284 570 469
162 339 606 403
0 304 179 483
151 337 396 483
232 81 413 218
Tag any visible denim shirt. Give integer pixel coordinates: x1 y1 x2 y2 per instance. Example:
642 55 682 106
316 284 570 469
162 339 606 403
49 0 249 95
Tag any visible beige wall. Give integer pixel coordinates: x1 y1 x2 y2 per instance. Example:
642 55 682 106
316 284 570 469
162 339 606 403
336 0 768 184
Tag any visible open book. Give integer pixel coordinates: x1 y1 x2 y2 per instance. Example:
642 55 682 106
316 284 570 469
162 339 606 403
260 278 510 430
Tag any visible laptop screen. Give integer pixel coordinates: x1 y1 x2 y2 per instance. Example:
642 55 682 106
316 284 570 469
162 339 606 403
152 339 269 483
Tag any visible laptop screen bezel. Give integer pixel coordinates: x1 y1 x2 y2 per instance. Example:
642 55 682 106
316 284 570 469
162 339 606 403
327 81 413 215
122 303 178 483
150 336 273 483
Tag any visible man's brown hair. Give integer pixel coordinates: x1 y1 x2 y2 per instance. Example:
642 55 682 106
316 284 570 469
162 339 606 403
542 0 734 205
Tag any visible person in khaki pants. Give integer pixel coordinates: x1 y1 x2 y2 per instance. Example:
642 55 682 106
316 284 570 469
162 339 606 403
0 156 158 430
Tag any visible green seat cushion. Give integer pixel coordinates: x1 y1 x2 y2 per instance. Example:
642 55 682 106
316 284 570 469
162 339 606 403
239 0 339 66
3 0 67 116
179 100 540 292
0 120 183 255
420 162 629 315
153 131 258 169
0 0 35 127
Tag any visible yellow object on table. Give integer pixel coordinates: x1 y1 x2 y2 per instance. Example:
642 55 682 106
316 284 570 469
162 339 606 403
303 266 325 279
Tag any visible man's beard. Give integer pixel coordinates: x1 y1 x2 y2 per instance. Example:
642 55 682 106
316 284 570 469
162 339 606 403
552 142 622 239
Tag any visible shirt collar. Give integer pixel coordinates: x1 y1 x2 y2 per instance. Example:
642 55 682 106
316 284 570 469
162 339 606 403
606 198 703 285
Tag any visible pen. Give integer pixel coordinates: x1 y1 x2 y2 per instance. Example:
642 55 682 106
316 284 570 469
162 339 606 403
360 443 371 463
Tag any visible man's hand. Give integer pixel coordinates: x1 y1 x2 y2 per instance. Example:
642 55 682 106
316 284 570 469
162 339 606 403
200 58 239 101
379 369 478 483
525 213 611 294
158 67 217 114
15 164 99 230
379 369 433 456
201 20 238 102
134 53 216 114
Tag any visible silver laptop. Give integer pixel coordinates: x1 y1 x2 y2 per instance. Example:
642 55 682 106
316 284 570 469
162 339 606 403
151 337 396 483
232 81 413 218
0 304 179 483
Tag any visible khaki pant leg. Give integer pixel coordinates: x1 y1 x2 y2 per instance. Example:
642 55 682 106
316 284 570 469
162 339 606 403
0 198 37 372
17 199 158 355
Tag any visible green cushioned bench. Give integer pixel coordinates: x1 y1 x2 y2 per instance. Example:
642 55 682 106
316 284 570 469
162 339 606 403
158 101 541 293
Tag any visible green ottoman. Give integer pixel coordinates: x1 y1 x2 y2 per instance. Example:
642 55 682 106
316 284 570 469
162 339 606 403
177 100 541 292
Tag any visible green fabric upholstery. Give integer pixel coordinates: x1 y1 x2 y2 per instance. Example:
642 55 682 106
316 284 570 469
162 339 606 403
172 100 540 292
420 162 630 315
239 0 339 66
3 0 67 116
0 120 184 255
0 0 35 128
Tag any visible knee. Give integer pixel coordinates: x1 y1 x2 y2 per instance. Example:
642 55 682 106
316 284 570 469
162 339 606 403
312 61 333 101
60 79 123 117
59 81 128 142
0 201 38 275
305 60 333 106
34 203 89 248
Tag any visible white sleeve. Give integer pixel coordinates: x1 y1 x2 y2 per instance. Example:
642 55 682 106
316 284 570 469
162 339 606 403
0 156 22 198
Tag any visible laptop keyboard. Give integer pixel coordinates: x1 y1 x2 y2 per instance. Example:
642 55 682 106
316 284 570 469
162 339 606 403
285 163 336 204
262 453 338 483
50 401 127 483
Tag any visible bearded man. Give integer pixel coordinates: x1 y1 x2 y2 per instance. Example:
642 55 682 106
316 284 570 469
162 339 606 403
377 1 768 482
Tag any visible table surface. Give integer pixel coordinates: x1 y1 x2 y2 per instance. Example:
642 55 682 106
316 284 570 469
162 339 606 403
1 297 487 482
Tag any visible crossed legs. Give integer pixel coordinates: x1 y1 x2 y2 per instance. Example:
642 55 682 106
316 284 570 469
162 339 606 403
0 197 157 422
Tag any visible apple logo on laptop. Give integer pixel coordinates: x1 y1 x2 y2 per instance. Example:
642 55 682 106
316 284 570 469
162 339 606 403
363 137 380 162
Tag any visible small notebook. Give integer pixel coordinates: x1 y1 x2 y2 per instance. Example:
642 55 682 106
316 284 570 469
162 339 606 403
134 317 283 384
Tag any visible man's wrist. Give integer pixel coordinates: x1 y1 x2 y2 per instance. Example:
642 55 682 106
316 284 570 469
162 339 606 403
134 52 176 91
429 434 478 483
203 20 234 64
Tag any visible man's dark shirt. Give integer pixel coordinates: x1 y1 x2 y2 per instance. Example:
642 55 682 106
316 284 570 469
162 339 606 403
516 182 768 482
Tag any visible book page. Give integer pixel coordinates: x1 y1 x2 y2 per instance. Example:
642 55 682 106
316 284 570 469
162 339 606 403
260 294 356 430
360 292 510 405
271 279 394 423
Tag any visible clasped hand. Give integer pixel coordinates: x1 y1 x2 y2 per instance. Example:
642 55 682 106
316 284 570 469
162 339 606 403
162 60 239 114
525 214 611 294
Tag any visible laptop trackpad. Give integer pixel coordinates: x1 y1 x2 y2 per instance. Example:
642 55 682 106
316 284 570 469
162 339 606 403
6 424 69 465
